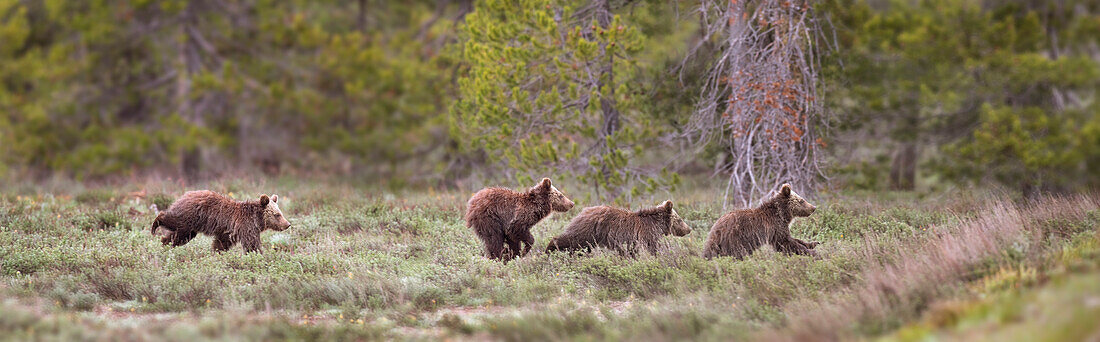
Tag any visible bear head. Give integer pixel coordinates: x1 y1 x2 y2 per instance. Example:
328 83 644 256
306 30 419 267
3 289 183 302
640 200 692 236
259 194 291 231
778 183 816 217
531 178 574 212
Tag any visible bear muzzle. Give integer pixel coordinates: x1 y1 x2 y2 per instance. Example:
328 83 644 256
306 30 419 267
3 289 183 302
553 200 575 212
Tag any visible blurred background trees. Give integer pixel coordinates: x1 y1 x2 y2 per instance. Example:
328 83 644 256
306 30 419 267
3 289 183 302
450 0 678 201
1 0 457 181
821 0 1100 198
1 0 1097 201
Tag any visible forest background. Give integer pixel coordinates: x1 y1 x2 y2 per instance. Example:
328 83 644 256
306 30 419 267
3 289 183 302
1 0 1098 202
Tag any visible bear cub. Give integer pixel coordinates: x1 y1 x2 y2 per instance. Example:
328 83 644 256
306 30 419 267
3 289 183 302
465 178 574 262
151 190 290 253
702 183 820 260
547 200 691 257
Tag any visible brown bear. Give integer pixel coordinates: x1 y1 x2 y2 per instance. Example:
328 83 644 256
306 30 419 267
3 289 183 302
546 200 692 257
465 178 574 262
150 190 291 253
702 183 820 260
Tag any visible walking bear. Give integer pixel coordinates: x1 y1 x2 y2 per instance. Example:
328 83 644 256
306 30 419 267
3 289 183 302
546 200 692 257
702 184 820 260
465 178 574 262
151 190 291 253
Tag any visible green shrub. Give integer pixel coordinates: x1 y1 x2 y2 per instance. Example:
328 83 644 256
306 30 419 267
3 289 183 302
73 210 128 231
149 193 175 211
75 189 115 205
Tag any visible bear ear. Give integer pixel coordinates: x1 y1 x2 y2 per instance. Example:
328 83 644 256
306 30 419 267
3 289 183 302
260 195 270 206
538 178 552 190
661 200 673 212
780 183 792 197
271 195 278 203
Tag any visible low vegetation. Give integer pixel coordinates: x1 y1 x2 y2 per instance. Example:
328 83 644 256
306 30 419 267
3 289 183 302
1 179 1098 340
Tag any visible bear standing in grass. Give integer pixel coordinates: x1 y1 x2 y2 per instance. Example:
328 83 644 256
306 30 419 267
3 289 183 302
546 200 692 257
465 178 574 262
151 190 290 253
702 184 820 260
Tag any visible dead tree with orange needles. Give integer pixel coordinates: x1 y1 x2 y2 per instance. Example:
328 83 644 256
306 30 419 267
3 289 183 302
684 0 827 208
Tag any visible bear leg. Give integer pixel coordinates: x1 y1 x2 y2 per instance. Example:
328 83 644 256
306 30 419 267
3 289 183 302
547 237 591 255
212 234 236 252
470 215 511 261
154 215 194 247
164 230 198 247
501 236 520 261
510 229 535 257
790 237 819 249
774 236 815 257
490 234 506 261
641 238 661 256
614 243 639 258
546 237 577 253
485 233 507 260
240 235 262 253
726 235 765 259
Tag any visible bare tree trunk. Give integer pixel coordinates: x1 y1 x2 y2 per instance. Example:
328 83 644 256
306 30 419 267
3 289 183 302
588 0 621 194
357 0 367 32
595 0 619 148
889 142 916 191
1021 176 1040 202
455 0 473 22
685 0 826 206
176 2 200 180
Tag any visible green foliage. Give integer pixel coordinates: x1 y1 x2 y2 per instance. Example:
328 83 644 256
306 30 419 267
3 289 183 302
149 193 175 210
947 105 1089 192
820 0 1100 193
0 0 1097 195
73 210 129 232
74 189 114 205
0 0 454 180
450 0 677 200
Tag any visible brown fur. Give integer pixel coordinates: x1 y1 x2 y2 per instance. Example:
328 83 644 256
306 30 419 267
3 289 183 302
465 178 574 262
702 184 820 259
546 200 691 256
151 190 291 253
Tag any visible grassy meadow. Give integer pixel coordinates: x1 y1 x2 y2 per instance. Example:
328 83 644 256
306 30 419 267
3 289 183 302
1 179 1099 341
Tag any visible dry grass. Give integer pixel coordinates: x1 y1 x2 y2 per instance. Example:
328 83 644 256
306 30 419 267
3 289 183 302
768 194 1100 341
2 178 1097 340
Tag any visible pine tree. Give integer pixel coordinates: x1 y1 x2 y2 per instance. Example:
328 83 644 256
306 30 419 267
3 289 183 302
450 0 677 200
